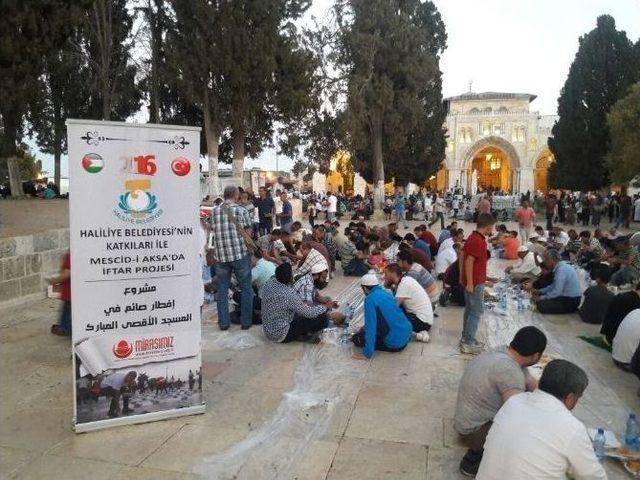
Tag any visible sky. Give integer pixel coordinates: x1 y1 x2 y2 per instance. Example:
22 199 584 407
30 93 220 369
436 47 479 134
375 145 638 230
35 0 640 179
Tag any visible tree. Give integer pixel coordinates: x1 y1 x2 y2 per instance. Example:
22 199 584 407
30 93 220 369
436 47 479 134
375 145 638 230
217 0 317 179
29 4 90 189
0 2 51 195
607 82 640 184
169 0 225 196
548 15 639 190
82 0 142 120
334 0 447 208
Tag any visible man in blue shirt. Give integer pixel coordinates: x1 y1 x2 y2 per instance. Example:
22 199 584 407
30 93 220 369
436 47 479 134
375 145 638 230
352 271 413 359
279 192 293 229
393 193 408 229
532 249 582 314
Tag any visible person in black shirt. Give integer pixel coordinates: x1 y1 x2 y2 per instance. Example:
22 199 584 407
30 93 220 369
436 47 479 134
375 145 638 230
601 282 640 344
579 264 614 324
255 187 275 235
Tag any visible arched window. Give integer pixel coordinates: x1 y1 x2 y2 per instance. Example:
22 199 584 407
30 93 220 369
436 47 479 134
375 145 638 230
483 107 492 114
511 126 526 142
497 106 509 114
468 108 480 114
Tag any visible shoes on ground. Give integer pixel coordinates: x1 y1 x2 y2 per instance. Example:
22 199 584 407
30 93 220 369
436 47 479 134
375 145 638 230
219 324 230 331
415 331 430 343
459 341 485 355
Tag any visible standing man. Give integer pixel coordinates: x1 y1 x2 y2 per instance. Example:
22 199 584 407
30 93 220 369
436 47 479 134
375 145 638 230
429 194 446 229
545 192 557 231
515 200 536 244
393 192 408 229
211 186 254 330
255 187 275 235
460 213 495 354
278 192 293 230
327 191 338 222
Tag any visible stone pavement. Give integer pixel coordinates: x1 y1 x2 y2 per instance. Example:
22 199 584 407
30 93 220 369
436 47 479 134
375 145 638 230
1 219 639 479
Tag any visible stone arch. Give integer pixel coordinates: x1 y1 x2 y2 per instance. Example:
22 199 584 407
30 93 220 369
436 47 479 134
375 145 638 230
533 148 554 193
462 136 521 170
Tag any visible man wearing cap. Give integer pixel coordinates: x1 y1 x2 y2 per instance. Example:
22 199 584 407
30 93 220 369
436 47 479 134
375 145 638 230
293 262 337 308
505 245 541 282
531 249 582 314
351 271 413 359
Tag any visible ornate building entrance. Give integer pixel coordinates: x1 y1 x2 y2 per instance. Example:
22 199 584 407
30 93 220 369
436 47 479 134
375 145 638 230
470 146 512 192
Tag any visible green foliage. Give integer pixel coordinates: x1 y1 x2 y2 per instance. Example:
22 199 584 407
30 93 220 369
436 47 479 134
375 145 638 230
548 15 639 190
607 82 640 184
0 144 42 184
334 0 447 186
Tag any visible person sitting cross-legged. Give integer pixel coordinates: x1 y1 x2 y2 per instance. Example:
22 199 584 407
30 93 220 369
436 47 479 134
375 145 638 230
531 249 582 314
384 263 433 343
477 359 606 480
351 271 413 359
601 282 640 344
454 326 547 477
578 264 614 325
505 245 541 283
261 263 343 343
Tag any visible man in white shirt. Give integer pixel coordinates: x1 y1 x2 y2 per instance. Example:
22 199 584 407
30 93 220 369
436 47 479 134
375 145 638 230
612 308 640 369
326 192 338 222
101 371 137 418
436 229 463 277
384 264 433 342
505 245 542 282
477 359 607 480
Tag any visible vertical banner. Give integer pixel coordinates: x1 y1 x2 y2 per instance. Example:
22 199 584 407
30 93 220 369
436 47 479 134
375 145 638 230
67 120 205 432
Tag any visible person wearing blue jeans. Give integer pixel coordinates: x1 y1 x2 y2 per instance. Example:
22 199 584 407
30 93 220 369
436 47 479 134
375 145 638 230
211 186 255 330
462 285 484 346
216 255 254 329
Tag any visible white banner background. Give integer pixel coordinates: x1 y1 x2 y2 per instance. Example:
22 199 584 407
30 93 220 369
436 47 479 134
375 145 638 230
67 120 204 432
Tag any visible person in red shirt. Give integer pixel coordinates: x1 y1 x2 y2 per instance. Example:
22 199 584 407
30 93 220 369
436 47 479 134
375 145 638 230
399 242 434 272
515 200 536 244
459 213 495 354
500 231 520 260
414 224 438 257
49 251 71 336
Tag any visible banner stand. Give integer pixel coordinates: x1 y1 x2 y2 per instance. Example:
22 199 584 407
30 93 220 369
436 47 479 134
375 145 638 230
67 119 204 432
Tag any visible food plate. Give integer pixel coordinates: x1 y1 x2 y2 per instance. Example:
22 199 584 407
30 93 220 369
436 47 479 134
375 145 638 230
624 459 640 477
606 447 640 461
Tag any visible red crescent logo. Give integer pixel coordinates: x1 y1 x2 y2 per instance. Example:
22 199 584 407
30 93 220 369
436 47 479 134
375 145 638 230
113 340 133 359
171 157 191 176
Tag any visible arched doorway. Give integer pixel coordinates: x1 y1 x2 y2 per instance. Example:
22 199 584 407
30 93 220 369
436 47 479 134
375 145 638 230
534 150 553 193
470 146 512 192
462 136 521 194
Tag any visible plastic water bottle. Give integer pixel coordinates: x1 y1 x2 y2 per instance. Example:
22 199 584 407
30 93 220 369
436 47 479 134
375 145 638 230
343 303 354 325
593 428 606 463
516 289 524 312
499 289 508 310
625 413 640 450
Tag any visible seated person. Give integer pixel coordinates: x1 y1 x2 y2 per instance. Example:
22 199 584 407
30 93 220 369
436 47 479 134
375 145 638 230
351 271 412 359
477 360 606 480
441 244 465 307
414 224 438 257
384 263 433 342
505 245 541 282
612 308 640 371
293 263 337 308
399 237 433 271
578 264 613 325
435 229 463 278
601 282 640 344
261 263 343 343
367 246 385 268
608 237 640 287
232 249 275 322
454 326 547 476
490 224 508 247
339 231 370 277
525 233 547 257
534 225 548 242
576 230 605 268
296 241 330 277
531 249 582 314
256 229 286 263
499 231 520 260
396 249 439 304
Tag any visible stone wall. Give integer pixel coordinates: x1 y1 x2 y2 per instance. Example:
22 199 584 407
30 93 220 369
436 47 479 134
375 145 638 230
0 228 69 308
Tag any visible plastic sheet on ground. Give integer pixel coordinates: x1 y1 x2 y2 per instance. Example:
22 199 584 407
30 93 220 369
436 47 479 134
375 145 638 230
482 258 634 479
196 281 367 479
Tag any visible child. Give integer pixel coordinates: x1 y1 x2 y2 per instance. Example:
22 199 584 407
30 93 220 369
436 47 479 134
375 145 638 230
49 251 71 336
368 246 385 269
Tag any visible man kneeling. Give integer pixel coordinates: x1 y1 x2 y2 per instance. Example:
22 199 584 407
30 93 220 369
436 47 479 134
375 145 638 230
261 263 343 343
352 271 413 359
454 326 547 476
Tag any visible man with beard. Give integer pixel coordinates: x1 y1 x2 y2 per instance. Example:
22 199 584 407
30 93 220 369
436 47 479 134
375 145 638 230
293 263 338 309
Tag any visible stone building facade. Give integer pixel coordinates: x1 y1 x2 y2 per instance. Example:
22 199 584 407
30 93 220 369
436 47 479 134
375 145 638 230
441 91 558 194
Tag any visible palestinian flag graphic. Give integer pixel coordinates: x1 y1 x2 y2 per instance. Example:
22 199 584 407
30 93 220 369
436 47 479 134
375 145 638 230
81 153 104 173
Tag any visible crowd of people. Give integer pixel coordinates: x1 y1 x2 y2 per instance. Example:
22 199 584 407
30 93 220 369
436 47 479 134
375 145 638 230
46 180 640 478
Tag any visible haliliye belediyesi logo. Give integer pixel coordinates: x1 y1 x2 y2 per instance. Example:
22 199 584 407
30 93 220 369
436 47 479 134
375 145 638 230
116 179 161 223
